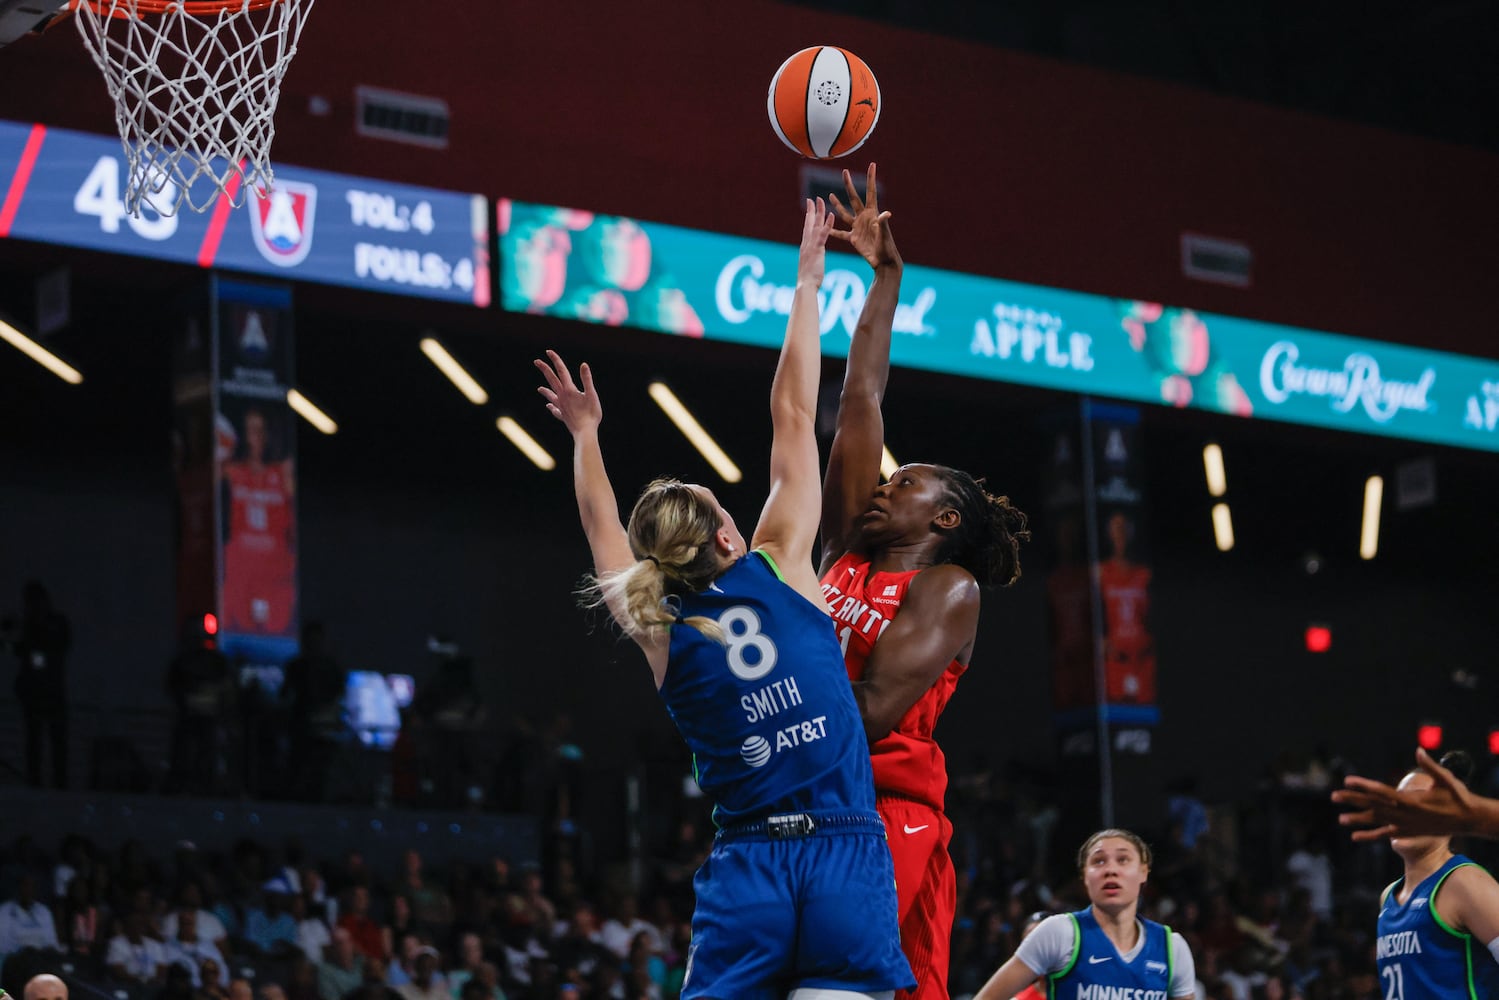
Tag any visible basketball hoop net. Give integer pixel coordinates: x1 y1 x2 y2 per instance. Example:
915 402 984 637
69 0 314 217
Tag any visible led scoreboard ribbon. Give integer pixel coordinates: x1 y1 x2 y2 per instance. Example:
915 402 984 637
500 199 1499 454
0 120 489 307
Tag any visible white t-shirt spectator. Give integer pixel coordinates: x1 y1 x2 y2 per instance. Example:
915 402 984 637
107 934 167 980
299 916 332 963
160 909 229 946
0 899 61 954
1285 849 1333 920
600 918 660 959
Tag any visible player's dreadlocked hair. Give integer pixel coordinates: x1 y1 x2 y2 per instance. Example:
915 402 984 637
930 466 1031 587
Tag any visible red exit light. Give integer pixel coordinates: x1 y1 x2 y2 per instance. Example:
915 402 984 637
203 613 219 636
1417 724 1443 751
1305 626 1332 653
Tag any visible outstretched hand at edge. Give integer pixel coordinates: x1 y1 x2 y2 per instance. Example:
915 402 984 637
828 162 899 270
535 349 602 438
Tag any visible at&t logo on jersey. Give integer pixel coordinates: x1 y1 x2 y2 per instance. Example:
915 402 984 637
250 181 318 267
740 735 772 768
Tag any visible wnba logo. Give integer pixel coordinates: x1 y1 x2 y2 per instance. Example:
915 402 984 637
740 736 772 768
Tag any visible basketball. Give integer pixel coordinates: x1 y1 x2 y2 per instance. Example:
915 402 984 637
767 46 881 159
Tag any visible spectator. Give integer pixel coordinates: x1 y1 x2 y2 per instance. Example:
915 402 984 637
244 881 300 958
228 979 253 1000
161 884 231 957
316 927 365 1000
281 621 347 801
546 905 603 984
1283 830 1333 921
165 616 234 795
383 898 415 962
197 959 228 1000
514 871 554 933
624 932 666 997
291 893 330 963
393 946 446 1000
106 911 166 984
162 962 197 1000
57 876 98 956
52 836 92 901
599 897 658 960
396 852 452 936
459 964 503 1000
163 907 228 988
0 875 62 957
287 958 319 1000
443 933 485 999
384 933 424 989
337 886 384 961
3 580 71 788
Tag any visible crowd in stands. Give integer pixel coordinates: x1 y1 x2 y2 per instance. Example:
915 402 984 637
0 751 1493 1000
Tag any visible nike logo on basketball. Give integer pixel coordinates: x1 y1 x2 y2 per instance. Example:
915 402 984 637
902 824 929 834
1088 956 1111 964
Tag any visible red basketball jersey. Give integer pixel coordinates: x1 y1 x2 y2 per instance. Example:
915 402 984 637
820 552 966 810
225 462 293 550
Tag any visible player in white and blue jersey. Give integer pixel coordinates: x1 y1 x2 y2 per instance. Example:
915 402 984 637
536 194 912 1000
973 829 1196 1000
1375 750 1499 1000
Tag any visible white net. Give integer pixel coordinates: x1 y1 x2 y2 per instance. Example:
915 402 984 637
70 0 314 216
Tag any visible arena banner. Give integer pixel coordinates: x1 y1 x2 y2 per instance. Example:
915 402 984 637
0 119 489 306
214 279 299 667
1042 404 1158 743
499 199 1499 453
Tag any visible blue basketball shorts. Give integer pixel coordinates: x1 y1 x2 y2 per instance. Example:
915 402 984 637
681 811 914 1000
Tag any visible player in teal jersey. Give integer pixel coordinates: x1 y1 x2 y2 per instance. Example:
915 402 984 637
1373 751 1499 1000
972 829 1195 1000
536 196 911 1000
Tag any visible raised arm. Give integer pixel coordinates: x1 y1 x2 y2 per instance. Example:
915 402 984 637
750 199 835 605
536 351 668 680
1333 747 1499 840
820 162 903 572
850 563 978 740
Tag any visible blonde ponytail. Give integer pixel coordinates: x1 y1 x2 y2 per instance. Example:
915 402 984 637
578 479 729 643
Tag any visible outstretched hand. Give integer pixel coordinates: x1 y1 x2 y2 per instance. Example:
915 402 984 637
535 350 602 438
829 162 898 270
1331 747 1482 841
797 196 836 286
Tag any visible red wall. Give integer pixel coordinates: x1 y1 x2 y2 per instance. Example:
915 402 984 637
2 0 1496 355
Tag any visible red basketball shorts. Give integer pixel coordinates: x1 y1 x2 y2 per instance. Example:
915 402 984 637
877 797 955 1000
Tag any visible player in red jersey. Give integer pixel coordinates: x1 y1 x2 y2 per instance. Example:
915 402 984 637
819 164 1031 1000
220 407 297 635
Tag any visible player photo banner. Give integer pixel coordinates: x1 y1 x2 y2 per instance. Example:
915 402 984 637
1044 403 1157 755
213 279 298 666
1087 405 1156 730
499 199 1499 455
